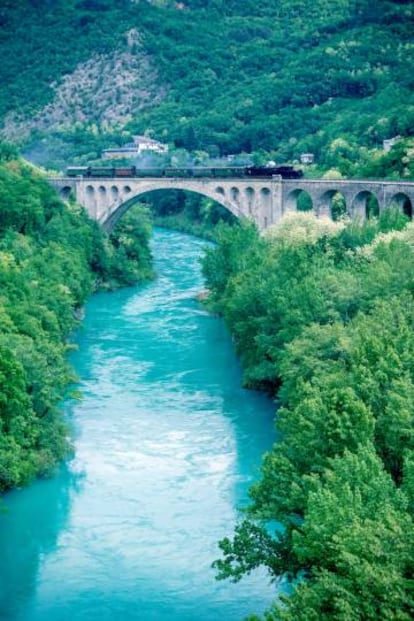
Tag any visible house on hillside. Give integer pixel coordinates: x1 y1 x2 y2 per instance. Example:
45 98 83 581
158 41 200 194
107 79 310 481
102 135 168 159
300 153 314 164
383 136 401 152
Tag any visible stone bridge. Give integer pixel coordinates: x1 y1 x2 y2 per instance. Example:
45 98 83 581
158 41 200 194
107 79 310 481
48 175 414 232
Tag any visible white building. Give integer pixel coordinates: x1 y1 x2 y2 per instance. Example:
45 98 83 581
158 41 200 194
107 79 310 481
102 135 168 160
383 136 401 153
132 135 169 154
300 153 314 164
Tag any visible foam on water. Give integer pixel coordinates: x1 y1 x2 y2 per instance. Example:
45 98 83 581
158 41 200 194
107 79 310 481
0 228 279 621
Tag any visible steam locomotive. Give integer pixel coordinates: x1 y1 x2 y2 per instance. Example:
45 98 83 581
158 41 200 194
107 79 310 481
66 165 303 179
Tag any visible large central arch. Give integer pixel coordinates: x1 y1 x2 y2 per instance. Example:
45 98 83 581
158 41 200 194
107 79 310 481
97 187 242 233
73 177 277 231
99 184 242 232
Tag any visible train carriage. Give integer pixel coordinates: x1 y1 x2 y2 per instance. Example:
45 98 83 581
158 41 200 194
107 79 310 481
66 166 89 177
66 164 303 179
113 167 136 177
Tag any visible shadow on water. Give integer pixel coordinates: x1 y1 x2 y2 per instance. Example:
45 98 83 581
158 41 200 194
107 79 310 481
0 465 78 620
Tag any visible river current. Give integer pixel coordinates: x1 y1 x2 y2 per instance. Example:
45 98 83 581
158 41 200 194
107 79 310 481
0 228 277 620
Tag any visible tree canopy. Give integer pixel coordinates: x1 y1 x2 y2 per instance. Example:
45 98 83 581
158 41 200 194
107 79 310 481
204 212 414 619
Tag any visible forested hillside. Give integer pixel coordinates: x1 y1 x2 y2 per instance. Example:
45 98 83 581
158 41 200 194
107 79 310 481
0 145 153 491
0 0 412 176
203 212 414 619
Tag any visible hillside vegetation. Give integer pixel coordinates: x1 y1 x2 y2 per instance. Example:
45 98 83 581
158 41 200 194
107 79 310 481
0 0 412 176
203 211 414 619
0 145 153 491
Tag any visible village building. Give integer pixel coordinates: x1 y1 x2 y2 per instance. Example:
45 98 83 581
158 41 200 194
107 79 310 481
383 136 401 152
300 152 315 164
102 135 168 160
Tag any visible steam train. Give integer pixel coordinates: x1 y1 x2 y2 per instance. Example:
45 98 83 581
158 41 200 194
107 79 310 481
66 165 303 179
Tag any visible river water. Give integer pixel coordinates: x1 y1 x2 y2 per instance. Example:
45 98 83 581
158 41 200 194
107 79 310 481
0 228 278 621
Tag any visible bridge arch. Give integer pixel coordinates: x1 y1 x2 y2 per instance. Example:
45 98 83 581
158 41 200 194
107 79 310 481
98 185 108 207
350 190 379 219
388 192 412 218
245 187 255 215
230 186 240 205
259 188 272 228
110 185 120 201
99 184 243 232
85 185 96 217
317 190 347 220
285 189 313 214
59 185 72 200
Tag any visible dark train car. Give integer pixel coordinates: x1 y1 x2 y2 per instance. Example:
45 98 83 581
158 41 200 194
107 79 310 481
66 166 90 177
135 167 165 177
210 167 246 178
113 166 136 177
160 167 207 177
274 165 303 179
245 165 303 178
163 167 184 177
88 167 116 177
192 167 213 177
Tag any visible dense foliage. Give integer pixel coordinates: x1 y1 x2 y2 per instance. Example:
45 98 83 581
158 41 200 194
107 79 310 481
202 212 414 619
0 149 152 492
0 0 412 176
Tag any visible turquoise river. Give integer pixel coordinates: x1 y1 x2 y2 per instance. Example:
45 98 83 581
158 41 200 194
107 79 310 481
0 228 279 620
